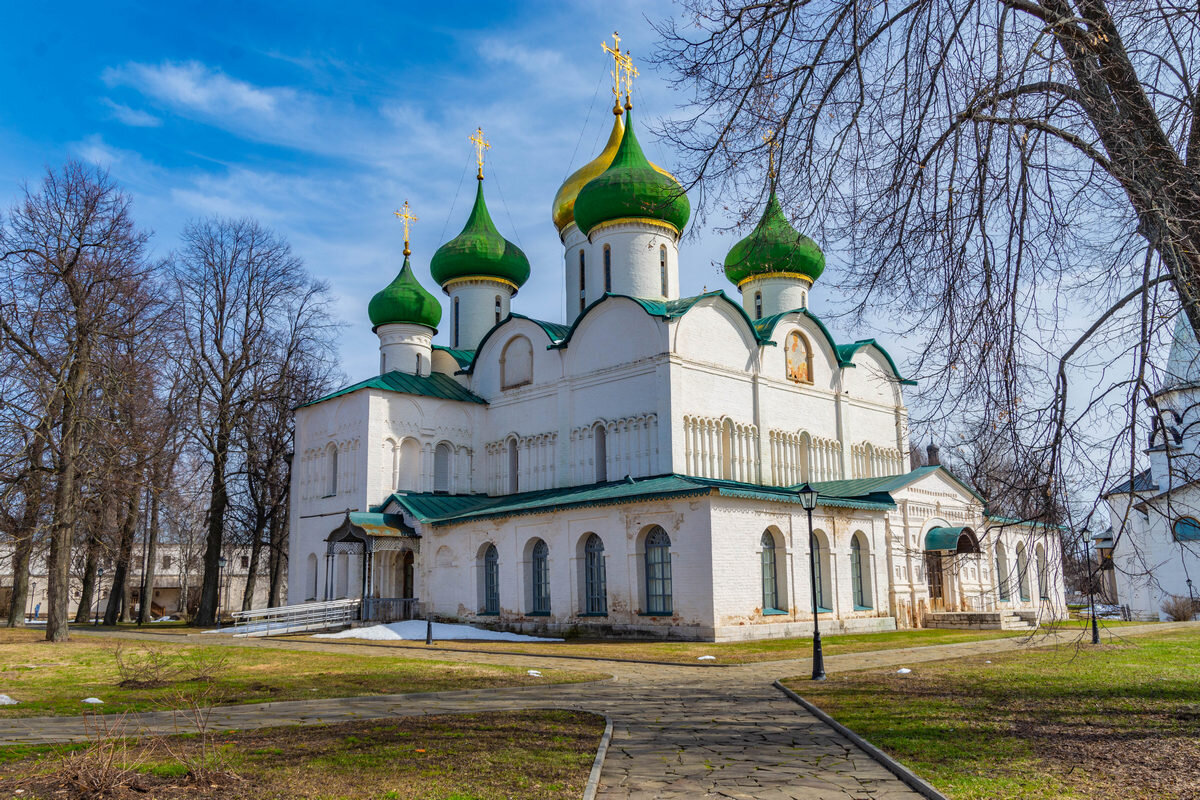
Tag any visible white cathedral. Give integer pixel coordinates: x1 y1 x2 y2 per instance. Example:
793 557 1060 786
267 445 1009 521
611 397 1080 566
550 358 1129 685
286 69 1065 640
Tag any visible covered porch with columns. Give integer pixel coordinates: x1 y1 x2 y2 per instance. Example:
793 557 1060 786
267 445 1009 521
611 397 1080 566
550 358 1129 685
324 512 423 622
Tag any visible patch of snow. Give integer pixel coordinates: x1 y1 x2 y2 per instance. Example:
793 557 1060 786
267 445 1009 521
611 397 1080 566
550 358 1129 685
0 695 18 706
313 621 564 642
526 670 542 677
697 655 717 661
82 697 103 704
896 668 912 675
985 660 992 664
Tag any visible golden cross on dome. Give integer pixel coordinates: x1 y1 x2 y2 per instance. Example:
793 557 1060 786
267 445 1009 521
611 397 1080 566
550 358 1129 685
394 200 417 256
602 31 625 114
763 129 780 178
469 127 490 180
621 50 638 110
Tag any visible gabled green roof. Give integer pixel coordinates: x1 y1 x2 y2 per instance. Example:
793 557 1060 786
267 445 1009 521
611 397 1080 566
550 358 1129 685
836 339 917 386
376 473 894 527
459 313 570 374
754 308 849 365
300 370 486 408
809 465 985 505
432 345 476 369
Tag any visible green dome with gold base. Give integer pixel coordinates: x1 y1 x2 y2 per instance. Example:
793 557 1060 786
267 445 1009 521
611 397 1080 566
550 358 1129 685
723 191 824 287
368 256 443 330
431 180 530 290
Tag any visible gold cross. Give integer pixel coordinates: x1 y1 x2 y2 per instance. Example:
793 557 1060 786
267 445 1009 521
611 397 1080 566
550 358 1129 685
763 129 780 178
621 49 638 110
394 200 417 256
469 127 490 180
602 31 624 114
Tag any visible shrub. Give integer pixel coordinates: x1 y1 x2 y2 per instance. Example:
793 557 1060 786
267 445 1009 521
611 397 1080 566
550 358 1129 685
113 643 180 688
1161 594 1200 621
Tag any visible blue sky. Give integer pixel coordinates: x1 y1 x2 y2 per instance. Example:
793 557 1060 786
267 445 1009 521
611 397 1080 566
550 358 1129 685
2 0 801 381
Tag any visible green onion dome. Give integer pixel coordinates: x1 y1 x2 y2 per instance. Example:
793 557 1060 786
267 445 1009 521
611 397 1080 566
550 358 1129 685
368 256 443 330
572 110 690 237
723 191 825 287
430 180 530 290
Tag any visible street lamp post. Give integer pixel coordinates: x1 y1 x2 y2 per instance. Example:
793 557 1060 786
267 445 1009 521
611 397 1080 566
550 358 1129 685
217 556 227 630
1081 526 1100 645
27 581 37 622
94 568 105 626
797 483 825 681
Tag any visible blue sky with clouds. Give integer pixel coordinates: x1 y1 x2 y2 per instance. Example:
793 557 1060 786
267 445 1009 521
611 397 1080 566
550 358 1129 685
0 1 860 388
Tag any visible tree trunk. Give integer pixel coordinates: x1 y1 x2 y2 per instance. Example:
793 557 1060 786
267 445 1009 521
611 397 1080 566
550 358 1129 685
6 531 35 627
241 509 267 611
49 339 90 641
195 420 231 627
7 420 49 627
267 506 286 608
137 481 160 624
103 489 139 626
73 539 99 625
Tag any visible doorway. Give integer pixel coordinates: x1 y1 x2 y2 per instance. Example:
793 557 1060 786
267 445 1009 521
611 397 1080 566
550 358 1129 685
925 553 946 610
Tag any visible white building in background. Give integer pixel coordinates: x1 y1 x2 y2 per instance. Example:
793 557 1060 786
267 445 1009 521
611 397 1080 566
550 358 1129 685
287 72 1065 640
1103 313 1200 620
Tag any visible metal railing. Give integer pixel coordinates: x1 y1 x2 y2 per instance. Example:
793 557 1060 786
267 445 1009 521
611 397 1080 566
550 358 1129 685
965 592 997 612
363 597 421 623
230 598 361 638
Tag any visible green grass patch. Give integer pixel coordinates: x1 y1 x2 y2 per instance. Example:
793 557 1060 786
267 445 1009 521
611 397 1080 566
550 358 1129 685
783 628 1200 799
0 629 603 718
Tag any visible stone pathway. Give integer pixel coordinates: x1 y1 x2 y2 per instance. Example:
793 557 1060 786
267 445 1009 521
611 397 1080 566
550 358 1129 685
2 621 1188 799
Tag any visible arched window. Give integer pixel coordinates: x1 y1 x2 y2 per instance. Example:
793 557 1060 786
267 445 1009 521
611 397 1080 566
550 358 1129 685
507 438 519 494
1016 545 1031 601
786 331 814 384
720 418 734 480
603 245 612 292
501 335 533 389
433 443 452 493
811 533 831 611
305 553 318 601
754 291 763 320
453 296 460 348
851 533 872 609
584 534 607 615
659 245 668 296
482 544 499 614
494 295 502 324
644 527 672 615
326 444 338 496
415 353 422 375
1036 544 1049 600
398 439 420 491
530 539 550 614
1174 517 1200 541
761 531 779 612
594 424 607 483
996 545 1010 600
578 250 586 313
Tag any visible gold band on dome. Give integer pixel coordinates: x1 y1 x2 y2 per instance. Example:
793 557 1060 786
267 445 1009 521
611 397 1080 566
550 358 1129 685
441 275 521 294
736 272 815 290
587 216 680 239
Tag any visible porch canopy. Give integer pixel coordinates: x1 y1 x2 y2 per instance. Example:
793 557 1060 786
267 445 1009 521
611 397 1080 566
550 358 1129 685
324 512 419 603
924 525 980 554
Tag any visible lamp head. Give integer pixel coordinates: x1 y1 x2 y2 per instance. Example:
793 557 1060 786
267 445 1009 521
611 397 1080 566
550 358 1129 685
796 482 819 511
218 556 227 569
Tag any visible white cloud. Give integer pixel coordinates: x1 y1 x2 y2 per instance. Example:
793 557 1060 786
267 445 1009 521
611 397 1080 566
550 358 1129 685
102 60 286 115
101 98 162 127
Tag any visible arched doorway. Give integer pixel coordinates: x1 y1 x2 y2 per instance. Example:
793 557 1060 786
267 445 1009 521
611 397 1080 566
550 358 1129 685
398 550 415 599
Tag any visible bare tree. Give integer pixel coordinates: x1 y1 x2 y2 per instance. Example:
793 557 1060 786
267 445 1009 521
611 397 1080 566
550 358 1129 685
174 218 334 626
655 0 1200 526
0 163 155 641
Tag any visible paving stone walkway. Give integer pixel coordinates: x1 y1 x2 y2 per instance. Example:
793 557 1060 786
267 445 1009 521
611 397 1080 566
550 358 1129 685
2 621 1187 799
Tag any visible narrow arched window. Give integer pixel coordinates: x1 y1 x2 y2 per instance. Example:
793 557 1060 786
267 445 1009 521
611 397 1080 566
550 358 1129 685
584 534 607 615
1017 546 1031 601
531 539 550 614
453 296 460 348
811 533 829 611
594 424 607 483
1036 545 1049 600
494 295 502 324
761 531 779 612
415 353 422 375
305 553 318 601
851 533 871 609
483 545 499 614
644 527 672 615
755 291 763 320
500 335 533 389
996 546 1010 600
603 245 612 292
786 331 814 384
507 438 519 494
579 250 586 313
433 443 452 493
327 445 338 496
659 245 668 296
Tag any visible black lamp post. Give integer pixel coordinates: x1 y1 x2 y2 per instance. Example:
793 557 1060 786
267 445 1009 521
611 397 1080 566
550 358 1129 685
797 483 825 681
1081 526 1100 645
217 556 227 630
94 567 105 626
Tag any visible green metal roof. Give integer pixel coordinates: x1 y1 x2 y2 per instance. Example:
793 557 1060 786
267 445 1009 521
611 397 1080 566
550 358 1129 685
925 525 979 552
432 345 476 369
754 308 848 364
723 191 825 285
348 512 418 538
459 313 571 374
809 465 984 504
300 370 486 408
835 339 917 386
368 257 443 330
377 473 894 527
430 179 530 289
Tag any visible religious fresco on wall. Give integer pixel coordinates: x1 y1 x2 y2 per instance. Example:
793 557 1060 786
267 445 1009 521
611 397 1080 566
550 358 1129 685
786 331 812 384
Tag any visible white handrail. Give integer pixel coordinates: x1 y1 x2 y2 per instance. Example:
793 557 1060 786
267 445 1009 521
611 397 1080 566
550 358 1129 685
231 598 360 637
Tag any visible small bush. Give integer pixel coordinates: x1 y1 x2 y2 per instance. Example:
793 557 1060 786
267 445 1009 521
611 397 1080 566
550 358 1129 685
1161 594 1200 621
179 649 230 682
113 643 180 688
58 713 150 797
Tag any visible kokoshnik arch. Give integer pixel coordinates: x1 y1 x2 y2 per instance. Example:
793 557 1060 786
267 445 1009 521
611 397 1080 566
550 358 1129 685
287 38 1065 640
